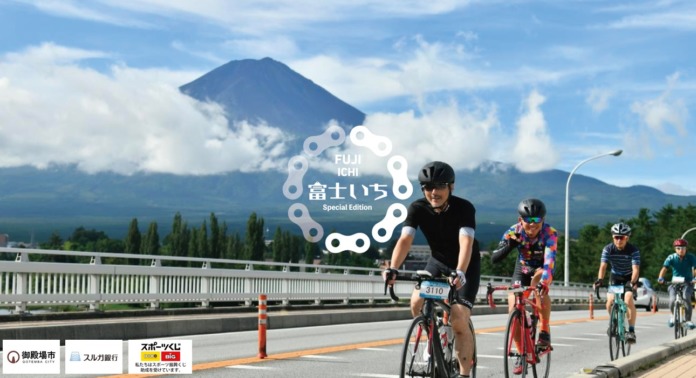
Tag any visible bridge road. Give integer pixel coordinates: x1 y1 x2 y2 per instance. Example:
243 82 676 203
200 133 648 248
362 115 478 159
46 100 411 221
0 308 665 377
182 309 672 378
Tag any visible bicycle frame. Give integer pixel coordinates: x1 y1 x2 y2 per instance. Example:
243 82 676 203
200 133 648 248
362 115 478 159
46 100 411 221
387 271 476 378
487 283 550 378
671 281 690 339
596 282 634 360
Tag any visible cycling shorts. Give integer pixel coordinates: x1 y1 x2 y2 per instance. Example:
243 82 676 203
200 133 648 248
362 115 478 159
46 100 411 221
511 261 542 287
423 254 480 309
610 273 636 298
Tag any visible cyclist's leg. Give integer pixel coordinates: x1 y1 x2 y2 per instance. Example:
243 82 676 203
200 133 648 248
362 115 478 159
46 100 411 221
668 284 677 316
530 269 551 346
450 251 480 376
625 291 636 325
685 285 694 323
410 290 425 318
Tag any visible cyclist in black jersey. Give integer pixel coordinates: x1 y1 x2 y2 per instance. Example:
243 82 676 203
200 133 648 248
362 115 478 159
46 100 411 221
384 161 479 378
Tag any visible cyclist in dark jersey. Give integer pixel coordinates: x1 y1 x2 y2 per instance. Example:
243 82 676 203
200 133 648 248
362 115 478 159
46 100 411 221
490 198 557 374
384 161 479 378
594 222 640 344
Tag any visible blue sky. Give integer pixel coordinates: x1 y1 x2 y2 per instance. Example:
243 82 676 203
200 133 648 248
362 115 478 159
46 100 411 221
1 0 695 195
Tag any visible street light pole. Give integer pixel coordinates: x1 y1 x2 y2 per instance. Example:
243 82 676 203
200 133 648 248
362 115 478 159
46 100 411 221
681 227 696 240
564 149 623 286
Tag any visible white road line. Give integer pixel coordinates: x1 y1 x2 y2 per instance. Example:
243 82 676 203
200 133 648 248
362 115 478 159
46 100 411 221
301 354 342 359
358 348 392 351
226 365 276 370
477 354 504 359
554 336 598 341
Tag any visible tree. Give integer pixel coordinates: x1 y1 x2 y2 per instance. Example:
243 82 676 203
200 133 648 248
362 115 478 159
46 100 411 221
124 218 141 254
142 222 160 255
209 213 221 259
243 212 266 261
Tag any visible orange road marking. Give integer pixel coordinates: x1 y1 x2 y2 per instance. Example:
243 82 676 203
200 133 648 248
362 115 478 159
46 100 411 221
101 312 659 377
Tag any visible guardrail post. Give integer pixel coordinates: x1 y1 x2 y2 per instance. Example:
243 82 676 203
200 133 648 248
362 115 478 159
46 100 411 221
89 255 102 311
149 259 161 309
13 252 29 313
12 252 29 314
200 261 210 308
652 294 657 313
258 294 268 359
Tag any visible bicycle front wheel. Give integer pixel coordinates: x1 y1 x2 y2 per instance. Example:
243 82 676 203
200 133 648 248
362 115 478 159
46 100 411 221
674 302 683 340
469 318 477 378
504 310 526 378
400 316 434 378
608 305 624 361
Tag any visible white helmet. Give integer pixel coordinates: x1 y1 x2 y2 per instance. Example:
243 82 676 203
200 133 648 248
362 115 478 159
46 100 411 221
611 222 631 236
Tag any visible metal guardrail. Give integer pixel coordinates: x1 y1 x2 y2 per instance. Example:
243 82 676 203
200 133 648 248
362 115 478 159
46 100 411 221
0 247 663 313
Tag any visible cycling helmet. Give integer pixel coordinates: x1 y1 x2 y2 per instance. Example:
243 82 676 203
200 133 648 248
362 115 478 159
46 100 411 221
674 239 688 247
418 161 455 184
610 222 632 236
517 198 546 218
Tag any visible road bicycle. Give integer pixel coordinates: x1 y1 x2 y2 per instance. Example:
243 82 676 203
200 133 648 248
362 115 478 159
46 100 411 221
486 283 551 378
386 270 477 378
595 281 639 361
666 277 692 340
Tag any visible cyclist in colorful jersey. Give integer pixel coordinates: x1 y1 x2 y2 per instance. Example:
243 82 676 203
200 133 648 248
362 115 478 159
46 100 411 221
384 161 479 378
657 238 696 329
491 198 557 363
594 222 640 344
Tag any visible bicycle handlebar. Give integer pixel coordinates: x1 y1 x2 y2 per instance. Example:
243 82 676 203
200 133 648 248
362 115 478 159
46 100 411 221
383 271 457 302
486 282 544 309
593 281 643 301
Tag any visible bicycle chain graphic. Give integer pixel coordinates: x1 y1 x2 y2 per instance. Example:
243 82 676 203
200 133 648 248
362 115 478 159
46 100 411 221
283 125 412 253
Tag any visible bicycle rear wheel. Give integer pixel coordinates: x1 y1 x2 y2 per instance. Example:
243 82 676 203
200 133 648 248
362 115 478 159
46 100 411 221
400 316 434 378
532 344 551 378
504 310 526 378
608 305 624 361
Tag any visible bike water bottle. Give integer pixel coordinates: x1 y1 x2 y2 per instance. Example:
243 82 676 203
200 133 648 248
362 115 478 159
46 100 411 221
526 313 532 328
440 324 453 361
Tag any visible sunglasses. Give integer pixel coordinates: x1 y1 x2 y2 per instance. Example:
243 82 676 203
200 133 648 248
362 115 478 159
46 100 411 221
613 235 627 240
421 182 449 191
522 216 543 224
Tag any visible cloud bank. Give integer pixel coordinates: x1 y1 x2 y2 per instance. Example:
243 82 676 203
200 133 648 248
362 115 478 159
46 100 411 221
0 43 561 177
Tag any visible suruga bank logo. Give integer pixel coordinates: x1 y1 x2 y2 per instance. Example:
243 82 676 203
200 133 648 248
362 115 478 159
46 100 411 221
283 125 413 253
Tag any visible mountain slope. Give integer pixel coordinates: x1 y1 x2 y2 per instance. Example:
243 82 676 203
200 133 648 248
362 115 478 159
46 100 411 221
179 57 366 134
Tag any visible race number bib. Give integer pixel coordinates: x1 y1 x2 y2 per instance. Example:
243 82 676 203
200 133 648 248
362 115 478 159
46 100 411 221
608 285 624 294
420 281 449 300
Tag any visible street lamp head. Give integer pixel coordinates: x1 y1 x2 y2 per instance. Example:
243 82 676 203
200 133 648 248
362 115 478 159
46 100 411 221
610 149 623 156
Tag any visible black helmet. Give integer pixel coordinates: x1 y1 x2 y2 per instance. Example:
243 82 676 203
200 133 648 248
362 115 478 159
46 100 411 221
518 198 546 218
611 222 631 236
418 161 455 184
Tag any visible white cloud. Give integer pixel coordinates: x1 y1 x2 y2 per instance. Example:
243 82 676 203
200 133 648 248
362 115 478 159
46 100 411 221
629 72 689 155
302 98 501 178
0 43 291 175
586 87 612 114
510 90 559 172
607 10 696 31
